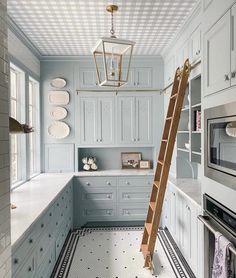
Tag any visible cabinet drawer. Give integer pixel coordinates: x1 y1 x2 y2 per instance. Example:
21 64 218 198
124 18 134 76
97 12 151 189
118 204 148 220
13 254 35 278
118 177 153 187
77 177 117 188
118 187 151 202
80 187 116 202
80 204 116 221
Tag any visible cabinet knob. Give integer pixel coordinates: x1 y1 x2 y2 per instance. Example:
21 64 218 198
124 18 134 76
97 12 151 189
107 194 111 199
126 181 130 185
224 74 230 81
86 182 90 186
14 258 18 264
49 234 51 238
100 139 102 142
231 71 236 78
146 194 150 198
49 213 52 217
125 210 130 215
28 267 32 272
106 210 111 215
49 260 52 264
29 238 33 244
106 181 111 185
41 223 44 228
40 247 43 252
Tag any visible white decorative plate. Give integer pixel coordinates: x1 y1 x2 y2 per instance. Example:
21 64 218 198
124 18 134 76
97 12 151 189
48 121 70 139
226 122 236 137
50 78 66 89
50 107 67 120
48 91 70 105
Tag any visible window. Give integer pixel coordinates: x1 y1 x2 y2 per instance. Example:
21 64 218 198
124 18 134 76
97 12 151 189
10 63 40 188
10 64 24 184
28 77 40 177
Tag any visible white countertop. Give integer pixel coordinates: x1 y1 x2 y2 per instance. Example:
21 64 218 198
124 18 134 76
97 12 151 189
74 169 154 176
11 173 73 246
168 175 202 206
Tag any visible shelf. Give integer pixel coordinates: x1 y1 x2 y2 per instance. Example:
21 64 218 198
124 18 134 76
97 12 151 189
177 148 189 153
192 151 201 155
178 131 189 133
181 106 190 112
192 131 201 134
191 103 201 108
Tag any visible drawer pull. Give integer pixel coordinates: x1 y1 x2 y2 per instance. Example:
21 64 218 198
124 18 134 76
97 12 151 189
41 223 44 228
62 196 64 200
61 213 64 217
49 260 51 264
40 247 43 252
13 258 18 264
107 195 111 199
29 239 33 244
28 267 32 272
49 213 52 217
56 222 58 226
57 244 59 248
49 234 51 238
57 203 59 207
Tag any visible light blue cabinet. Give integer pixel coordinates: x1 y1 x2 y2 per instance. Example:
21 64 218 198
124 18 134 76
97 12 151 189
80 96 115 145
12 180 73 278
118 96 153 145
74 176 153 228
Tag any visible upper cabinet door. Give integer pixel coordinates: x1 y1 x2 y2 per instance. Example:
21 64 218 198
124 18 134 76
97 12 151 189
135 68 152 88
190 27 201 63
231 4 236 86
165 56 175 86
203 11 231 96
97 97 115 145
79 69 97 88
135 96 153 145
80 97 97 145
117 97 136 144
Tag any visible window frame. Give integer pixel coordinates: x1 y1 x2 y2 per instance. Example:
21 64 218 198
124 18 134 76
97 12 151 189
10 62 41 190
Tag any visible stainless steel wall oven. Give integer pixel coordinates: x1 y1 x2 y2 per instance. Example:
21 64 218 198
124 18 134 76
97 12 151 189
205 101 236 189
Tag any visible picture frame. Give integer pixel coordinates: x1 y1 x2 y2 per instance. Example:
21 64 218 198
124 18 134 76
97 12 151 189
139 160 151 169
121 152 142 169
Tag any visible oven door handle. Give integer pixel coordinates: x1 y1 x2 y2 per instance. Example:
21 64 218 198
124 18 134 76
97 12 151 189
198 215 236 256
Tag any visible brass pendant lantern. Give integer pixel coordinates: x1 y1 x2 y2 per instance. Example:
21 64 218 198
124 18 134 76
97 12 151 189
92 4 135 87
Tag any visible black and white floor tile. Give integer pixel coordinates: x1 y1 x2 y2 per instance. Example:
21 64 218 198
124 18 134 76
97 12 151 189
52 227 196 278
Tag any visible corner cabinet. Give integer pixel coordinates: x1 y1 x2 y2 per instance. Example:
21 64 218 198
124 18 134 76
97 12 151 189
117 96 153 145
80 96 115 145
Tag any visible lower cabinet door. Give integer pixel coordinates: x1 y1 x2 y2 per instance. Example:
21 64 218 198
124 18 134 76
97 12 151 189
36 247 55 278
118 203 149 220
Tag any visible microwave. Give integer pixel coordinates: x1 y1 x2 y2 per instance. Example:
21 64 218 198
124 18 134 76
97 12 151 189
204 101 236 189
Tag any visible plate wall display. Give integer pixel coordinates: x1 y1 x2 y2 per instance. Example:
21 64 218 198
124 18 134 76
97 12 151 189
48 121 70 139
50 107 68 120
50 78 67 88
48 91 70 105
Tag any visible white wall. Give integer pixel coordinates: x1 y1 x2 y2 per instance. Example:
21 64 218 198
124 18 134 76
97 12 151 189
0 0 11 277
8 29 40 77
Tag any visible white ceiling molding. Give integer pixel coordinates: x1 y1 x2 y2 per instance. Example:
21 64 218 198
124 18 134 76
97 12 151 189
7 0 197 57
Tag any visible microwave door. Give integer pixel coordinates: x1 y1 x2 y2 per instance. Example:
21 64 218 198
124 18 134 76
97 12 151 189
208 117 236 177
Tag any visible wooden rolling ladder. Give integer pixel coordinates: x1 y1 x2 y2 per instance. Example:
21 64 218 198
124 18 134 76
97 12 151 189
140 59 191 269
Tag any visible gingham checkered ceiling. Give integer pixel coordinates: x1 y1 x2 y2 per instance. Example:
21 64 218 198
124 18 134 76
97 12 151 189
7 0 197 56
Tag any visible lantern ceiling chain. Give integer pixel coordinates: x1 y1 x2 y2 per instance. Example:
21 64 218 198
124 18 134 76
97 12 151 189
110 11 115 37
106 4 118 38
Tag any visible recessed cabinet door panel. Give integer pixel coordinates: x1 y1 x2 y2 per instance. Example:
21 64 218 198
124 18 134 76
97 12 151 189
169 188 177 240
80 97 97 144
136 96 153 144
79 69 97 88
204 11 231 95
98 97 115 144
118 97 135 144
231 4 236 86
191 27 201 63
135 68 152 88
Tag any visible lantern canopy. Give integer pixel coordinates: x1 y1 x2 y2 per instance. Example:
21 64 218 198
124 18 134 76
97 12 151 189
92 5 135 88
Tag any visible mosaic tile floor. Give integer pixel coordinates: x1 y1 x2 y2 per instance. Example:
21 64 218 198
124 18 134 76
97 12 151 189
52 227 195 278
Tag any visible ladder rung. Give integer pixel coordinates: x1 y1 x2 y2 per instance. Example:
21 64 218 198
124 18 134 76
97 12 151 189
166 117 172 121
162 139 168 143
153 180 160 189
149 202 155 211
158 160 164 165
141 244 149 255
170 93 177 99
145 223 152 235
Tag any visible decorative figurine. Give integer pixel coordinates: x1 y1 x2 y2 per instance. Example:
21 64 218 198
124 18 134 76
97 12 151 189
82 156 98 171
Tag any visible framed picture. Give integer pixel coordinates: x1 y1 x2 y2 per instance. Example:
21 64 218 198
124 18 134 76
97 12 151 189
121 152 142 169
139 160 151 169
